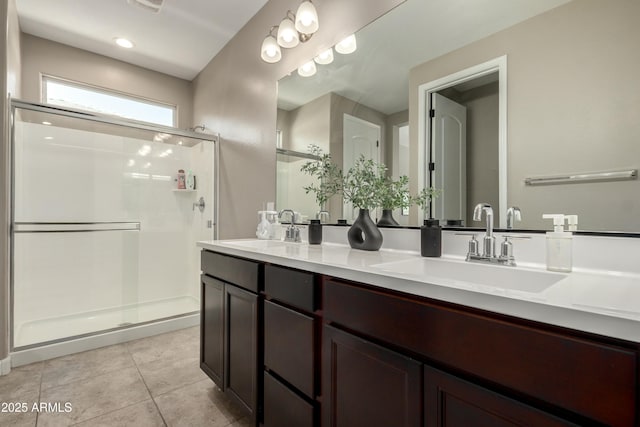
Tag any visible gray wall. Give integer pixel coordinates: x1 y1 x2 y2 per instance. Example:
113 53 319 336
192 0 404 239
1 0 21 363
409 0 640 231
20 34 194 129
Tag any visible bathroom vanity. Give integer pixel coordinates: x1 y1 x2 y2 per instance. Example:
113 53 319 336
198 238 640 427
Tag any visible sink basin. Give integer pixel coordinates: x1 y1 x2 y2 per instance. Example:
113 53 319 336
224 240 290 249
370 258 566 293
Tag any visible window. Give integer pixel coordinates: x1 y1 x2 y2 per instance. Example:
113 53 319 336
42 76 176 127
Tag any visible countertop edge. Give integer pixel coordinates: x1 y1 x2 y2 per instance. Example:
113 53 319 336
198 241 640 343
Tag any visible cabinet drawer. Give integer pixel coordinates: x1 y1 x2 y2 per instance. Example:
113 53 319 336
324 279 637 427
264 300 314 397
264 371 314 427
265 264 314 312
201 250 260 293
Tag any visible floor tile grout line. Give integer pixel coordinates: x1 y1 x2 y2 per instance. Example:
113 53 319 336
125 343 169 427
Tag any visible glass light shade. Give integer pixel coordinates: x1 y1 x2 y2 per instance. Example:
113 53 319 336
261 35 282 63
277 18 299 48
314 47 334 65
298 60 317 77
335 34 357 54
295 1 319 34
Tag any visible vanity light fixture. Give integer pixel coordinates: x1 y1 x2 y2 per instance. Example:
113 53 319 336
114 37 135 49
298 60 317 77
335 34 357 54
260 0 319 63
295 1 319 35
277 13 299 48
261 27 282 63
314 47 334 65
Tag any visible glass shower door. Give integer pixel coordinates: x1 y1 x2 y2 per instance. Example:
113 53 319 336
11 104 216 349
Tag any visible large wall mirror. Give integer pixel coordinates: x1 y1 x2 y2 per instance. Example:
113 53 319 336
276 0 640 233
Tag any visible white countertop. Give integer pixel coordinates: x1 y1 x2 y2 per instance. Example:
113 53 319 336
198 239 640 343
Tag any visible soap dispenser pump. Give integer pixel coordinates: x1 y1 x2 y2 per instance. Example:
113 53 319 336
256 211 271 240
542 214 574 272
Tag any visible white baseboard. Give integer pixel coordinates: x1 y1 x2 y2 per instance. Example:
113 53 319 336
0 355 11 376
11 314 199 367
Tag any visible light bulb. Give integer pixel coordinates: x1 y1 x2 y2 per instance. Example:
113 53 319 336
277 17 299 48
114 37 135 49
261 35 282 63
335 34 357 54
295 1 319 34
298 60 317 77
314 47 334 65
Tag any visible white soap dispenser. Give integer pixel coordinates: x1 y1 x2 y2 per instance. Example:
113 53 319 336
256 211 270 240
266 211 281 240
542 214 573 272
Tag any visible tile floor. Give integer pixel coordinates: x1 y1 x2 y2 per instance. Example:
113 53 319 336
0 326 253 427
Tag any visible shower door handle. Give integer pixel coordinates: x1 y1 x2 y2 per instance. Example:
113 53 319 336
193 197 205 213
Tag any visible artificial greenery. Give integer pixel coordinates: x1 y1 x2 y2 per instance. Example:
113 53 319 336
378 174 410 210
413 186 442 217
299 145 343 209
341 155 387 210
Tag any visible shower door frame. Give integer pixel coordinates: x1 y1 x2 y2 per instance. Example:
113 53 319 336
8 98 220 351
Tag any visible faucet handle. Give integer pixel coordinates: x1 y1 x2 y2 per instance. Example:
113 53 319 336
467 234 479 257
456 233 479 259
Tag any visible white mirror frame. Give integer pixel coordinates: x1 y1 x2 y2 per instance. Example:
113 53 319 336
417 55 507 227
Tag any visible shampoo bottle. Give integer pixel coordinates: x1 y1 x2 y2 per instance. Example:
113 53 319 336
542 214 574 272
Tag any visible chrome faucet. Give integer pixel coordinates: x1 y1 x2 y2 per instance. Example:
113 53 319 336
316 210 330 223
279 209 301 242
464 203 514 266
506 206 522 230
473 203 495 258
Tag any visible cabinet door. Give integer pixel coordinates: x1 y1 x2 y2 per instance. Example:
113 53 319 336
424 366 577 427
225 284 259 416
323 325 421 427
201 275 224 388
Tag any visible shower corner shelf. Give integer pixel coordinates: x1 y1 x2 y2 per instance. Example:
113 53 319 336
172 189 197 193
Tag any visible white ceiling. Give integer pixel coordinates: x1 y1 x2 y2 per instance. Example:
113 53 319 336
278 0 571 114
16 0 269 80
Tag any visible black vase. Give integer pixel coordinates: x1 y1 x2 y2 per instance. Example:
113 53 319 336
348 209 383 251
377 209 399 226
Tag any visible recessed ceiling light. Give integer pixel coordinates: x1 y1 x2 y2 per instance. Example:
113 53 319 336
114 38 135 49
42 121 51 125
44 136 53 140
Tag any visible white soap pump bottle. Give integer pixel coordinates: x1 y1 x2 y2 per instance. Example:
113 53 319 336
256 211 271 240
542 214 574 272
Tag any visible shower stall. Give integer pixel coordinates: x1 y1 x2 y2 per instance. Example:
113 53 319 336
9 100 218 360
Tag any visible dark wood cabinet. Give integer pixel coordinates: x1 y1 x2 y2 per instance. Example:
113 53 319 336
322 325 422 427
323 278 637 427
263 264 319 427
200 249 640 427
201 275 224 386
264 300 314 397
264 371 314 427
200 250 261 420
423 366 578 427
225 283 259 415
